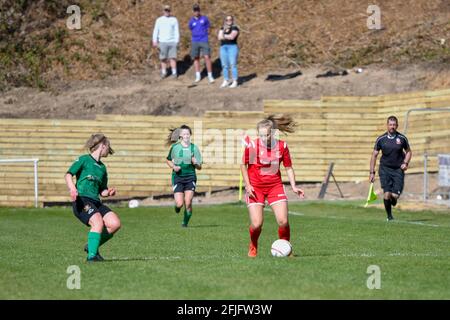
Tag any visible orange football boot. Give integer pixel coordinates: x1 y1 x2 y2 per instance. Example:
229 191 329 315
248 243 257 257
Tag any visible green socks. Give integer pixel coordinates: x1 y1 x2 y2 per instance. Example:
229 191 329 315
87 232 101 258
100 228 113 247
183 210 192 226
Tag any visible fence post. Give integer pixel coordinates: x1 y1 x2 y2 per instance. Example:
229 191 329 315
34 160 39 208
423 152 428 202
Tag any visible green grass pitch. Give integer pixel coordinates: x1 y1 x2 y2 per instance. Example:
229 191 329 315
1 201 449 299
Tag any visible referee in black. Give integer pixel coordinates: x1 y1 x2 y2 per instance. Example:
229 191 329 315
369 116 412 221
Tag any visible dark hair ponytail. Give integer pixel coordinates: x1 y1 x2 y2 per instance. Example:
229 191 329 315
166 125 192 146
166 128 180 146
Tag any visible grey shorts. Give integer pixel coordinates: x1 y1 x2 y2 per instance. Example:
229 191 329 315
159 42 177 60
191 42 211 58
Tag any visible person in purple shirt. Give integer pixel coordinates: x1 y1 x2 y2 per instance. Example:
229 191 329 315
189 4 214 84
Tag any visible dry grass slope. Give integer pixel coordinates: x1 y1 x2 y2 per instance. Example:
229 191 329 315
1 0 449 90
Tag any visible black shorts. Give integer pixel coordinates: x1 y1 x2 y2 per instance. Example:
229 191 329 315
379 165 405 195
172 175 197 193
72 196 112 226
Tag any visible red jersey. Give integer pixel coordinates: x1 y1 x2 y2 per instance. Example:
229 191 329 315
242 138 292 187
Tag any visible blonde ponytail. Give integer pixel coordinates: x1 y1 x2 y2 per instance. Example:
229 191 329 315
85 133 114 155
257 114 297 134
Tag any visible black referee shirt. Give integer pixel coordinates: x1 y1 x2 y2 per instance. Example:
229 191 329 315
374 132 410 169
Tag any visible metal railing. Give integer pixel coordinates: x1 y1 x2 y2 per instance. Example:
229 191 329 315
0 159 39 208
403 107 450 134
403 108 450 202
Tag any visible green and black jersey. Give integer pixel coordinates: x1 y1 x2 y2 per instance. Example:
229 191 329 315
167 142 202 178
67 154 108 201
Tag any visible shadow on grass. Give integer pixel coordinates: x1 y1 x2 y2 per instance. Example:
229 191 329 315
406 219 433 222
185 224 221 228
238 73 257 85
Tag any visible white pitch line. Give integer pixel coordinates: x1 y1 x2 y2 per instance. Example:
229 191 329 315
263 208 305 216
106 252 450 261
108 256 182 261
340 252 450 258
289 211 305 216
387 252 450 257
395 221 441 228
265 208 445 227
107 255 246 261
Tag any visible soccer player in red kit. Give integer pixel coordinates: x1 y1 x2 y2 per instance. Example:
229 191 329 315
241 114 305 257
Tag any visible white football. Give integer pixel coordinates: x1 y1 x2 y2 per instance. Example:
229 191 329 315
271 239 292 257
128 199 139 208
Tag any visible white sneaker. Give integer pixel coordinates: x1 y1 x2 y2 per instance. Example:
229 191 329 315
229 80 238 88
220 80 230 88
194 76 201 83
208 76 215 84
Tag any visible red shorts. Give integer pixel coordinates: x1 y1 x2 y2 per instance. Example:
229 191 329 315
245 183 288 207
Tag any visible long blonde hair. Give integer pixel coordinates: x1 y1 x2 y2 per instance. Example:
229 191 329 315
85 133 114 155
257 114 297 134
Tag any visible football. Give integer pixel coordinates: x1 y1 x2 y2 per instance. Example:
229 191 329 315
271 239 292 257
128 199 140 208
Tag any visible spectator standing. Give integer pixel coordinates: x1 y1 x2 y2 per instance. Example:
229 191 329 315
218 15 240 88
152 4 180 79
189 4 215 83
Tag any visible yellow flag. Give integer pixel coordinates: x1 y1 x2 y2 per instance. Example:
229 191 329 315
364 182 378 207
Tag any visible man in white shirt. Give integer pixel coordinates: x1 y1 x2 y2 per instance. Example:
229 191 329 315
152 5 180 79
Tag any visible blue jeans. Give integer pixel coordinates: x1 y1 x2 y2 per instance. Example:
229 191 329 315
220 44 239 81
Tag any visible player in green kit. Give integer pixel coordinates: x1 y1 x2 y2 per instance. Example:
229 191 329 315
64 134 121 262
166 125 202 227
